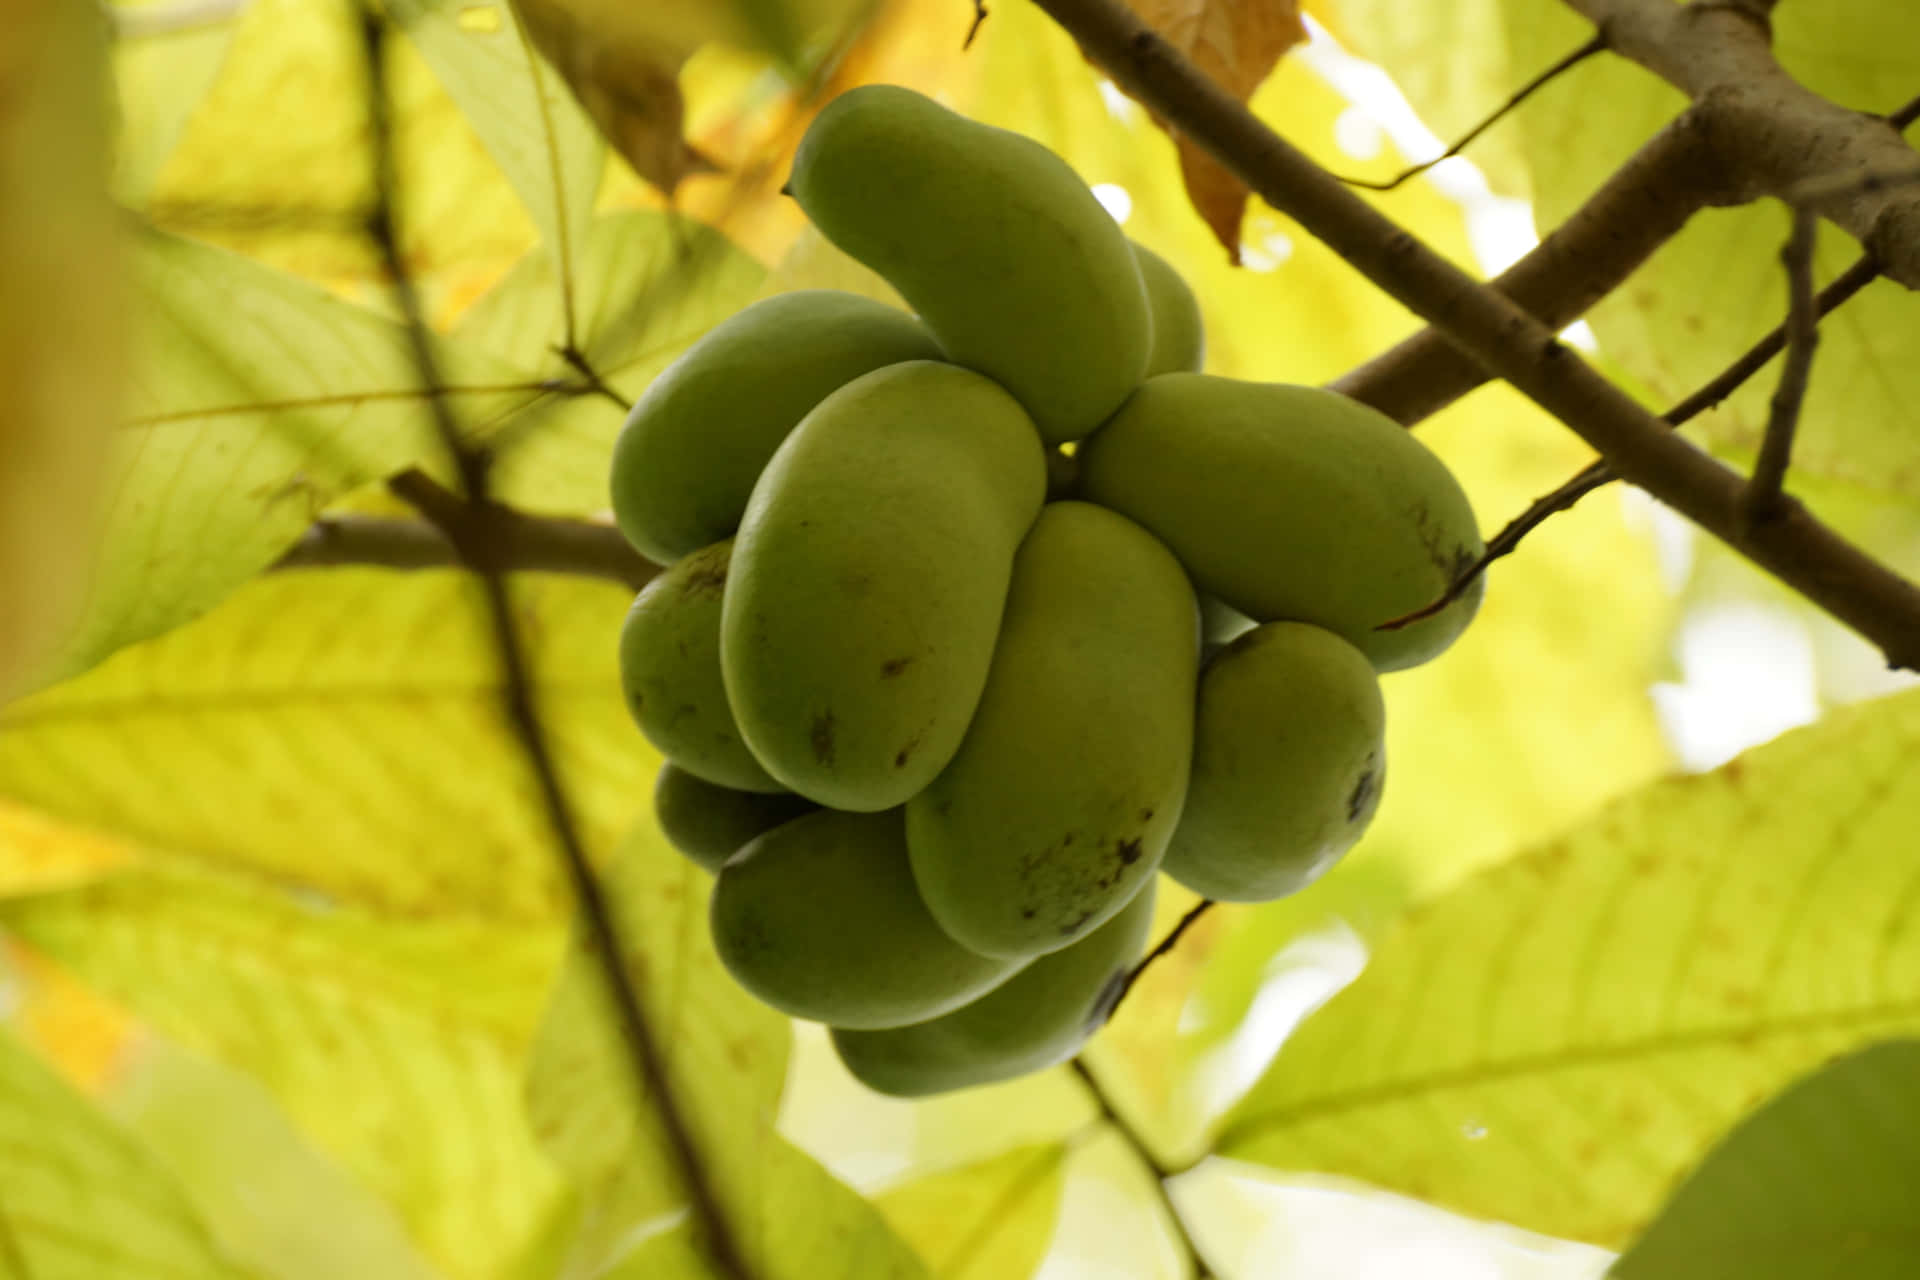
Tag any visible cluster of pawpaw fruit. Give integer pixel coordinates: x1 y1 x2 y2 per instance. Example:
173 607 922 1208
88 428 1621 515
609 84 1484 1097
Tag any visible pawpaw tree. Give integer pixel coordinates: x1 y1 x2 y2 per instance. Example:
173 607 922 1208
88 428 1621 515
1 1 1919 1278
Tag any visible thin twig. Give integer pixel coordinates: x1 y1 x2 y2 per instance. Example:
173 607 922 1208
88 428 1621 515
1892 92 1920 131
273 510 656 589
1334 35 1605 192
1066 1058 1216 1279
1742 206 1820 528
1382 249 1884 629
1109 900 1215 1020
555 344 633 412
355 14 752 1280
965 1 989 49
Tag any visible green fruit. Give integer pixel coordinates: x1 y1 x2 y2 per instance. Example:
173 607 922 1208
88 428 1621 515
710 808 1025 1028
907 501 1198 957
831 880 1157 1096
1133 241 1205 377
1162 622 1385 902
723 360 1047 811
619 540 781 793
788 84 1150 443
1079 374 1484 671
609 289 942 564
653 762 816 873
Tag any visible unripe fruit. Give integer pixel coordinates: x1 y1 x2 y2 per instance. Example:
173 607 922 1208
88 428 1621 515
653 762 816 873
609 289 941 564
1133 241 1205 377
618 540 782 793
723 360 1047 811
1078 374 1484 671
710 808 1025 1028
831 881 1157 1096
789 84 1151 443
1162 622 1386 902
907 501 1198 957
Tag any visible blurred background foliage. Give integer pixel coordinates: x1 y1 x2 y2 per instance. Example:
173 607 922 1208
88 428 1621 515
0 0 1916 1275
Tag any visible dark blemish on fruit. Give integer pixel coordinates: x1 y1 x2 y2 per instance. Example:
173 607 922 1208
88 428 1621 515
893 733 921 769
1086 968 1129 1029
1021 907 1036 920
1060 909 1094 937
1139 806 1155 823
1115 837 1143 865
1348 759 1382 823
668 702 696 726
1062 832 1075 847
684 562 727 595
810 712 836 765
879 656 913 678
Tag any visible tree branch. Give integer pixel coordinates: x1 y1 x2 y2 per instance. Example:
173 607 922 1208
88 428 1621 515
1033 0 1920 670
1742 206 1819 528
357 15 753 1280
275 506 657 590
1332 111 1726 424
1563 0 1920 286
1108 900 1214 1021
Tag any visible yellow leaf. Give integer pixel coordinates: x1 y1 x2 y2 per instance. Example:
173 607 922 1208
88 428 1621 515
1112 0 1307 261
0 0 123 699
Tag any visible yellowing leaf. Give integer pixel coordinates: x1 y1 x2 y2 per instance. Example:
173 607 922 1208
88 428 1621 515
1218 686 1920 1246
0 1028 256 1279
0 569 651 921
876 1144 1069 1280
0 0 123 701
0 863 566 1278
1112 0 1307 261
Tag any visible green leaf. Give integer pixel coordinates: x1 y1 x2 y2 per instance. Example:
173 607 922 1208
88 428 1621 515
876 1144 1068 1280
1218 686 1920 1246
104 1039 445 1280
0 1027 255 1279
524 823 924 1280
0 862 564 1279
41 230 540 684
0 568 650 920
388 0 604 269
1611 1039 1920 1277
1499 0 1920 499
458 211 765 514
109 1 240 202
1313 0 1533 198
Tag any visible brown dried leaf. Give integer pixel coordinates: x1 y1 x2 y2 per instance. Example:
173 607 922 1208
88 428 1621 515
1117 0 1307 262
510 0 731 194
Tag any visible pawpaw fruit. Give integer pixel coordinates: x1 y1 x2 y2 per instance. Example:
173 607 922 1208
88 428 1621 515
653 762 816 873
788 84 1150 443
1078 374 1484 671
609 289 941 564
723 360 1046 811
1133 241 1204 377
906 501 1197 957
831 880 1156 1096
1162 622 1385 902
618 539 781 793
710 808 1025 1028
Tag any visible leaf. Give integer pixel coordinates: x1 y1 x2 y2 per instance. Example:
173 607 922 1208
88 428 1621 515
1111 0 1307 261
458 211 765 513
524 823 924 1280
109 1 242 203
1218 686 1920 1246
389 0 605 274
1498 0 1920 499
37 230 542 684
509 0 729 194
875 1144 1068 1280
1611 1039 1920 1277
104 1039 445 1280
0 568 650 921
0 0 123 700
0 1028 256 1279
0 862 565 1278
